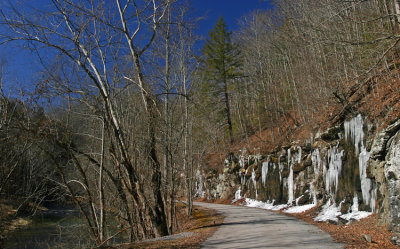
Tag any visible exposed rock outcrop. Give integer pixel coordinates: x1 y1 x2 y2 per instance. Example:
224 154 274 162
199 114 400 242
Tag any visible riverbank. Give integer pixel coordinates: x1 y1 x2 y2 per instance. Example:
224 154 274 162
0 199 31 241
0 199 90 249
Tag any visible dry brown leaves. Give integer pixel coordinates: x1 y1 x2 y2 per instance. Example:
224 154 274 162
115 203 224 249
286 207 397 249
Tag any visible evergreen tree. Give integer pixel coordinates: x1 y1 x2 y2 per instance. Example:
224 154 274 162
200 16 241 144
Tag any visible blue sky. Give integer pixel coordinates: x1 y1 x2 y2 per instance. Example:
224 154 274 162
2 0 273 94
192 0 273 35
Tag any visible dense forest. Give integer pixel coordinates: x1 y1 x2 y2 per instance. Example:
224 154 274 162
1 0 400 247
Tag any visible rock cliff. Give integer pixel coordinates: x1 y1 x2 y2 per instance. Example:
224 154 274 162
199 114 400 242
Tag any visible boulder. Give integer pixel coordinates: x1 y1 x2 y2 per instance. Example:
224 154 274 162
362 234 372 243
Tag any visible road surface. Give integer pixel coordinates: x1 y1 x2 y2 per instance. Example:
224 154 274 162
195 202 343 249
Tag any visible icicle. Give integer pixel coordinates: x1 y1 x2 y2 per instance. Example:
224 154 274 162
351 194 359 213
251 168 258 199
246 168 249 189
295 195 303 206
311 149 321 173
278 152 284 182
235 186 241 200
262 159 269 186
344 114 364 155
288 148 294 204
325 144 344 196
345 114 374 209
359 146 371 205
239 154 245 168
370 185 377 213
310 182 317 205
195 170 205 198
310 148 320 205
298 146 302 163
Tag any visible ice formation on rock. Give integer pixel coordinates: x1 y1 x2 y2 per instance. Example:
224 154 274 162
262 160 269 186
310 182 317 205
311 148 321 172
251 168 258 199
234 186 241 201
287 146 302 205
345 114 376 212
325 144 344 196
195 170 205 198
278 152 284 182
288 149 294 204
345 114 364 155
310 149 320 204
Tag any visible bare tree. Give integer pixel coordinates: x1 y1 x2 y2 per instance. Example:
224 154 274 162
0 0 175 244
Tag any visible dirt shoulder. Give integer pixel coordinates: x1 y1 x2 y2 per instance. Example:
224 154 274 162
284 206 397 249
114 203 224 249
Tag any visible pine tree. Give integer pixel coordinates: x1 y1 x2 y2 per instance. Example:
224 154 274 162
200 16 241 144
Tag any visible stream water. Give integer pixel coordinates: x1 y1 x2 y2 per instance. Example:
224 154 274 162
2 207 92 249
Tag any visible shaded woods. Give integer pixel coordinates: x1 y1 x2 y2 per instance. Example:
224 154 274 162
1 0 400 247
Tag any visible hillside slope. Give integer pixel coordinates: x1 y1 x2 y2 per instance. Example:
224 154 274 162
198 66 400 247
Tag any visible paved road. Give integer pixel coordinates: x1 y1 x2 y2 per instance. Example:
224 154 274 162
195 202 343 249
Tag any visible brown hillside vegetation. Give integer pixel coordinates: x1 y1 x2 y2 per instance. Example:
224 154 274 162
204 65 400 171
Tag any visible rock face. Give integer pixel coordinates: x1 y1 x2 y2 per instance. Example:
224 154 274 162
199 114 400 238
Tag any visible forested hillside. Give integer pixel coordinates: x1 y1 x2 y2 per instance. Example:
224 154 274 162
0 0 400 248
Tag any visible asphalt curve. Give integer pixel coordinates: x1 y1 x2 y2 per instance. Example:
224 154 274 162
195 202 343 249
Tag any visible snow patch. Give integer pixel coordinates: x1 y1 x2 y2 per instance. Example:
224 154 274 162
244 198 288 211
314 199 342 222
315 197 372 223
244 198 315 213
284 204 316 214
340 195 372 221
340 211 371 221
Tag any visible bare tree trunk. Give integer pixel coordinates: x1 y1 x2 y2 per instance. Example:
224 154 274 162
98 114 105 243
223 78 234 145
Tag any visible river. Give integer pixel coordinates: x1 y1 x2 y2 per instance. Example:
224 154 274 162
2 206 92 249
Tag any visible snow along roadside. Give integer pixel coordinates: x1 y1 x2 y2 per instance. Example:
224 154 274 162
242 197 372 223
